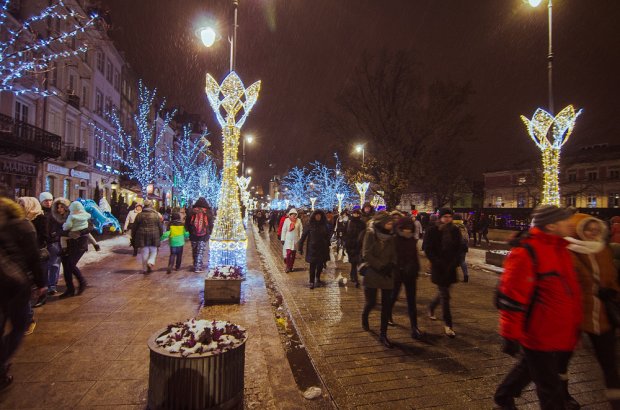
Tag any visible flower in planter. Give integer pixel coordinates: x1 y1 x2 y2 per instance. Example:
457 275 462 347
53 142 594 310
206 265 244 280
155 318 247 357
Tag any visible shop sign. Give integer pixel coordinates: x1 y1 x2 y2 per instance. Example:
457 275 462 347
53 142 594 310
70 169 90 180
0 159 37 176
47 163 69 176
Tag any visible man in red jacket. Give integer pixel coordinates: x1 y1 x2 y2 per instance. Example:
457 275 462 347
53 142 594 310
494 205 581 410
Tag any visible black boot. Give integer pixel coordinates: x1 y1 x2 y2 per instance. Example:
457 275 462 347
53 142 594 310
379 334 393 349
562 380 581 409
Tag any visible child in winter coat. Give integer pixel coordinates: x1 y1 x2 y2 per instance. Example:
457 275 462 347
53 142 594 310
161 212 189 274
61 201 99 252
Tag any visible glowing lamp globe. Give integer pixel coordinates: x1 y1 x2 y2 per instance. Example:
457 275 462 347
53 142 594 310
200 27 216 47
528 0 543 7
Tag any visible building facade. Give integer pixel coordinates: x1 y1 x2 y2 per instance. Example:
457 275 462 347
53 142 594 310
483 144 620 209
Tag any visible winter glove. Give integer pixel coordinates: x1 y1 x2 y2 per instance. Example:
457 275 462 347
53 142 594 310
501 338 520 357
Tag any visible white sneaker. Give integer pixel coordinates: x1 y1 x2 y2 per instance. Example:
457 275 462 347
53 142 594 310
444 326 456 338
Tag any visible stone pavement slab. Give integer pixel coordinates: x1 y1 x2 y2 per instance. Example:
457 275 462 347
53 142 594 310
253 228 610 409
0 233 308 409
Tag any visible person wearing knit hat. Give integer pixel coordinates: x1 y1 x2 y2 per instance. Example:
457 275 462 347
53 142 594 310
531 204 574 229
494 204 581 409
281 208 303 273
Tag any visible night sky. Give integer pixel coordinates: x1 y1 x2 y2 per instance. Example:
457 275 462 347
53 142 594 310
103 0 620 189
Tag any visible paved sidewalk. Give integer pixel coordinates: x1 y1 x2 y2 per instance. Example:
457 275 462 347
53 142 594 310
253 228 609 409
0 234 305 409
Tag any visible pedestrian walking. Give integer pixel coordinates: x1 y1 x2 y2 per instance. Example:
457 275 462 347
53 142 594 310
389 216 424 340
161 212 189 274
424 208 463 338
256 211 266 232
39 192 61 297
269 211 279 232
453 213 470 283
494 205 581 410
565 213 620 409
360 202 375 224
60 201 100 253
17 197 48 310
124 203 142 256
0 197 47 391
360 212 396 348
132 199 163 274
298 210 331 289
185 197 213 273
334 210 349 258
478 213 490 247
345 208 366 287
280 208 302 272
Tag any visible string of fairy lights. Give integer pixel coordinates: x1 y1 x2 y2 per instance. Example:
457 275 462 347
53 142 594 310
1 0 98 96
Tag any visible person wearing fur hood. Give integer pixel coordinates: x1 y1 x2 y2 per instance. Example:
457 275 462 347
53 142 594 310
566 213 620 408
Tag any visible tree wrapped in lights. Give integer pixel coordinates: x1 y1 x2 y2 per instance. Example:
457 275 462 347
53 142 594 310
95 80 175 196
197 158 221 207
521 105 582 206
166 124 209 204
309 157 354 210
281 166 310 208
205 71 260 270
0 0 98 95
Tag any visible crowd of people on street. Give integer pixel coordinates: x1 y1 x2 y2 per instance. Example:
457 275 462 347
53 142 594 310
2 183 620 410
256 203 620 410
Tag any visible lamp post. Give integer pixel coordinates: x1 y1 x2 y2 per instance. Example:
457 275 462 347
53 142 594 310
355 144 365 166
521 0 582 206
241 134 253 176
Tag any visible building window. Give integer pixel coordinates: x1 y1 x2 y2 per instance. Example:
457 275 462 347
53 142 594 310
104 97 112 120
82 86 88 108
14 101 29 122
610 170 620 179
565 195 576 207
106 59 113 83
517 193 526 208
495 196 503 207
568 172 577 182
68 73 76 93
113 69 120 91
587 193 597 208
63 179 71 199
50 62 58 87
95 89 103 115
609 193 620 208
97 52 105 72
45 176 55 195
587 171 598 181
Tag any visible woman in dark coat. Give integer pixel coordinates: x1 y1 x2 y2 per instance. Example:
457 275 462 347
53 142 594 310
389 217 423 339
360 212 396 348
132 199 163 274
345 208 366 287
298 210 331 289
17 197 48 307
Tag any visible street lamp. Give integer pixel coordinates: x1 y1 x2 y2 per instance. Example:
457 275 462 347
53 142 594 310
199 27 217 48
246 167 253 175
521 0 582 206
241 134 253 176
355 144 365 165
198 1 239 72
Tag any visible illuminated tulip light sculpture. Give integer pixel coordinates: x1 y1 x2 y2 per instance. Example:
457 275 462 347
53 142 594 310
205 71 261 270
355 182 369 208
521 105 581 206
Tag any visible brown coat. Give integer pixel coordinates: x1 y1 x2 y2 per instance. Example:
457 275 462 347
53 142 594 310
568 213 620 335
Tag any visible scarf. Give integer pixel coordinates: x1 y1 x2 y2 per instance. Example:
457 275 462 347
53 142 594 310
565 236 605 255
289 218 297 231
18 197 43 221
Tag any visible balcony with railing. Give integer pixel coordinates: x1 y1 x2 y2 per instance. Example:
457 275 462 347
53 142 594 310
0 113 62 160
62 144 89 163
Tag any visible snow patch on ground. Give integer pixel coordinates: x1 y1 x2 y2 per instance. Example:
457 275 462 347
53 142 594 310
78 235 130 268
467 247 504 274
